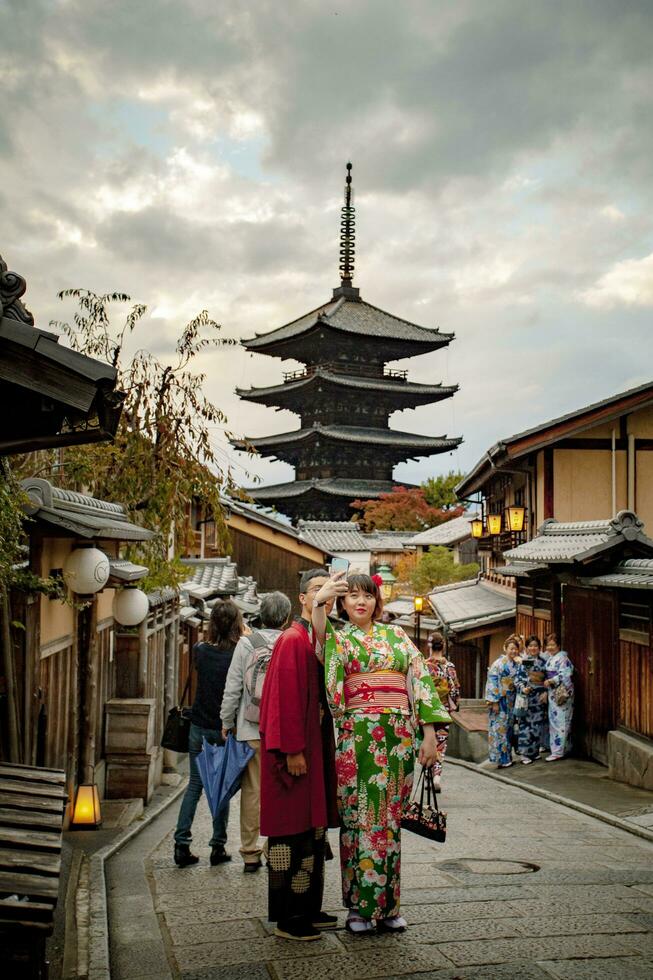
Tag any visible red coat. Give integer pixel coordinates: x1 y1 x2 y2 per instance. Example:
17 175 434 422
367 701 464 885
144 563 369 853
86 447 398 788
259 620 338 837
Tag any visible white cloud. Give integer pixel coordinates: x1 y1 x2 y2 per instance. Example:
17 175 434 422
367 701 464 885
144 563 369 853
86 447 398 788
581 252 653 309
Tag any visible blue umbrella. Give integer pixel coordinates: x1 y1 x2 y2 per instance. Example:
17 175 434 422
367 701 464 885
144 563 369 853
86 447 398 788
196 734 255 819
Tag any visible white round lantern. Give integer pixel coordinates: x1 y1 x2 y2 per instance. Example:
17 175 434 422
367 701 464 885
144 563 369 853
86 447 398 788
113 588 149 626
63 548 110 594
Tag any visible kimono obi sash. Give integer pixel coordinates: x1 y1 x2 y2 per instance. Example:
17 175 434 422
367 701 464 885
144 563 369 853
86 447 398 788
344 670 409 713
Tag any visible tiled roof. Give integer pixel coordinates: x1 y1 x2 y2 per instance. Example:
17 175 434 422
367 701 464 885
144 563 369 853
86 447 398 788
108 559 149 582
428 578 515 633
495 562 548 578
237 370 457 400
20 477 155 542
180 558 240 599
243 296 454 350
247 425 458 451
580 558 653 589
503 511 652 565
361 531 415 552
250 478 410 500
411 513 479 547
298 520 370 553
222 494 297 533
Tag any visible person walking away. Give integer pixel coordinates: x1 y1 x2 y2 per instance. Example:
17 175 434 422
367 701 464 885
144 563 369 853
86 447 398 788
425 632 460 792
221 591 292 872
312 572 451 936
173 600 244 868
259 569 339 942
514 635 549 765
543 632 574 760
485 634 522 768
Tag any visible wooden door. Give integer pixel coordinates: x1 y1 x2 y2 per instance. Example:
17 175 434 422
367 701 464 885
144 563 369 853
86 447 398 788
563 586 617 763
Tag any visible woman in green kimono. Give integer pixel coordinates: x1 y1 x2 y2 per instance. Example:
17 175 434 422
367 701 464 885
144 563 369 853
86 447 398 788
312 572 450 936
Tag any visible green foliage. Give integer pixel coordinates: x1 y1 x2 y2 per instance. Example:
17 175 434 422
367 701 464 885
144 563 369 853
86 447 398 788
21 290 237 588
421 471 465 510
0 465 28 593
410 546 479 594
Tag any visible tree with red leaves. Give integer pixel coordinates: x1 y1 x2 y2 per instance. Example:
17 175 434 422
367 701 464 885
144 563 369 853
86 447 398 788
350 487 464 532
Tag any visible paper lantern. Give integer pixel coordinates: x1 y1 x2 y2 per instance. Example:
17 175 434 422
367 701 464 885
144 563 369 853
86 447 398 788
414 596 424 613
63 548 110 594
113 588 149 626
487 514 502 536
71 784 102 828
471 518 483 539
507 506 526 532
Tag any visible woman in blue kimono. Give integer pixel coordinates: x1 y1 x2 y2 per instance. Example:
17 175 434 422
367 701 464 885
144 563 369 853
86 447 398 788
485 635 522 768
543 632 574 760
514 635 549 765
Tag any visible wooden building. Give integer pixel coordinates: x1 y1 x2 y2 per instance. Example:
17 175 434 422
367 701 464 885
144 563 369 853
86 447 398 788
188 495 329 611
498 511 653 787
232 165 462 522
411 512 479 565
456 381 653 574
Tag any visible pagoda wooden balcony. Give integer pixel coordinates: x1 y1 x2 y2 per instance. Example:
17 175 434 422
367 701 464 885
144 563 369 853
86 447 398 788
282 364 408 383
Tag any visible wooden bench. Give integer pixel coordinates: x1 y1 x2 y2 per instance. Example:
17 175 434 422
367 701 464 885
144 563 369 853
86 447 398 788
0 763 66 979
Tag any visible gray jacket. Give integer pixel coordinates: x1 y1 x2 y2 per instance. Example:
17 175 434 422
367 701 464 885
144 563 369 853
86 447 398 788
219 628 283 742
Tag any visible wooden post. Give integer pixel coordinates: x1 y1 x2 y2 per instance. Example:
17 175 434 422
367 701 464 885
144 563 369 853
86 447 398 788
0 589 21 762
77 599 99 785
137 618 148 697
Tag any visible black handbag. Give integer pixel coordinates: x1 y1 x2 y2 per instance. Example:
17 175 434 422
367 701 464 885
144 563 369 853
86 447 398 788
401 767 447 843
161 671 193 752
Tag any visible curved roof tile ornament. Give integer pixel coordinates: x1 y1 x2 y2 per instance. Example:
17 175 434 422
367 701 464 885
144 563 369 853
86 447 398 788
0 254 34 325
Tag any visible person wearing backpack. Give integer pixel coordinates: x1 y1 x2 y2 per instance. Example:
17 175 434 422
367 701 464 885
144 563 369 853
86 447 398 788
220 591 292 872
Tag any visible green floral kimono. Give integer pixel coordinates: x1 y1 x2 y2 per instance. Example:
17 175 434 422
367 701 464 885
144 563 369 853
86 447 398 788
324 621 451 920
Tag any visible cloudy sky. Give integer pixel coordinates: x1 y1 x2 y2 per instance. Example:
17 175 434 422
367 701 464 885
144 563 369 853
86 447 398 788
2 0 652 494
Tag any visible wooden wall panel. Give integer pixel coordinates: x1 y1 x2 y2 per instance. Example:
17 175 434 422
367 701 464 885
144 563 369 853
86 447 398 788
229 528 320 612
39 644 75 773
619 639 653 738
447 639 488 700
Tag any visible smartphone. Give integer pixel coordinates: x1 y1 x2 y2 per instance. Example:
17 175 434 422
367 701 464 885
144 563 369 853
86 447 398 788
330 557 350 576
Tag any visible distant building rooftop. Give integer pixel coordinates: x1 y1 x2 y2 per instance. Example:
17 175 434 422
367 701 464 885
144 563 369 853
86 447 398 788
428 578 515 634
298 521 369 553
411 513 478 547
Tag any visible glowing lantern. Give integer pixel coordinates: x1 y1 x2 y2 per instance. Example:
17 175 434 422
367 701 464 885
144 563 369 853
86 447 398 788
414 596 424 613
63 548 110 594
113 587 150 626
487 514 502 536
71 784 102 829
471 518 483 539
376 564 396 602
507 506 526 532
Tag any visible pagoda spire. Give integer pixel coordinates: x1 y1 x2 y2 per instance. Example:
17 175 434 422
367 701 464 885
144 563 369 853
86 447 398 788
334 162 360 300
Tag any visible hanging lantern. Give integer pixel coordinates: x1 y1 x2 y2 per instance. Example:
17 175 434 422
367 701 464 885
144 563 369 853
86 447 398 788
487 514 502 536
507 506 526 532
113 587 150 626
63 548 110 595
71 783 102 829
471 518 483 539
414 595 424 613
376 563 396 602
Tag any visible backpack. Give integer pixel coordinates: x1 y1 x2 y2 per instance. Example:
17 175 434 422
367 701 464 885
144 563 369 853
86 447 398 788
243 630 277 725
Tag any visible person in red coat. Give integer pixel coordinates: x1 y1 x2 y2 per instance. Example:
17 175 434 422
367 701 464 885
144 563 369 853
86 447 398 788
259 567 339 942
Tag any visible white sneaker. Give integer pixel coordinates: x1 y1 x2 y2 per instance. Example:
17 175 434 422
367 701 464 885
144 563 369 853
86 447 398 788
521 758 534 765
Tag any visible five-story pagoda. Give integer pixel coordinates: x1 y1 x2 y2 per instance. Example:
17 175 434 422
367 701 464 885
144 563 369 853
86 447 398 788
233 164 462 522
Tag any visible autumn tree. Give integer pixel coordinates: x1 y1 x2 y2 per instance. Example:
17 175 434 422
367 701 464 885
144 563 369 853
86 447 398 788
421 470 465 510
20 289 237 586
411 546 479 595
351 486 464 532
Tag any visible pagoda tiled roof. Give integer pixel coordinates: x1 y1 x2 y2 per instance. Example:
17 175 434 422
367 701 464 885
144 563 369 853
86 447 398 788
246 425 460 451
236 369 457 401
243 295 453 350
249 478 407 500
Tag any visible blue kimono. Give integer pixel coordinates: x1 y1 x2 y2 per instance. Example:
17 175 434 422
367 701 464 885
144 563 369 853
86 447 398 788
485 655 521 766
546 651 574 758
514 654 550 760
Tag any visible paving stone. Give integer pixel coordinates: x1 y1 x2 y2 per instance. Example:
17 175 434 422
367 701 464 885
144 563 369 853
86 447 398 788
512 914 644 937
180 966 273 980
386 965 551 980
110 938 172 977
540 957 653 979
172 932 345 970
165 916 264 946
437 933 637 967
338 917 521 944
401 899 518 924
154 892 269 917
271 944 451 980
401 884 530 905
617 932 653 956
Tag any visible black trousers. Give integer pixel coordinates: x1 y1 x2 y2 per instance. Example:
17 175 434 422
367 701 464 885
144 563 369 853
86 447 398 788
267 827 326 923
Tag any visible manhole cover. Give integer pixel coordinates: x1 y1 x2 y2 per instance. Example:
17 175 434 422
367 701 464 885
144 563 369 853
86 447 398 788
438 858 540 875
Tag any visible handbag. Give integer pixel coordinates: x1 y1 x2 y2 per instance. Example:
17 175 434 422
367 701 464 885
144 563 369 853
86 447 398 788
401 767 447 843
161 670 193 752
554 684 570 706
514 692 529 718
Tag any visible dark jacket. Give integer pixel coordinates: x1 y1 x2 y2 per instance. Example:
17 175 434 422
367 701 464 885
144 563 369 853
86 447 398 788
190 641 235 730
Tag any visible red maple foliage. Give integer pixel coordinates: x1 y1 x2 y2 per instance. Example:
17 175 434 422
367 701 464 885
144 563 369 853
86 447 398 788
350 487 464 532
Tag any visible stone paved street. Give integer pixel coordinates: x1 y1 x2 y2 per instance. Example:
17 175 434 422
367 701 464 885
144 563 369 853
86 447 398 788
106 764 653 979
